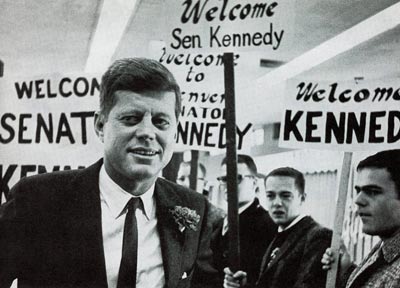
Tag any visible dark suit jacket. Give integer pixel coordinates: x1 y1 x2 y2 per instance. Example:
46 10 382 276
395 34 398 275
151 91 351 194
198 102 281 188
256 216 332 288
0 160 217 288
211 199 277 287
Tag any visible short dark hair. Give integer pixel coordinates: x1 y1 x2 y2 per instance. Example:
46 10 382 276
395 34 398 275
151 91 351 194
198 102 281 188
357 149 400 197
221 154 257 176
99 57 181 119
265 167 305 197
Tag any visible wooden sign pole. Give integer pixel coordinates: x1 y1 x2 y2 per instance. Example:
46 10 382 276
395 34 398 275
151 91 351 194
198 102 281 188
189 150 199 191
0 59 3 77
223 52 240 272
326 151 353 288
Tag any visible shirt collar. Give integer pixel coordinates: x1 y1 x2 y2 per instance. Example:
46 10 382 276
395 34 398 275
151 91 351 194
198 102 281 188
238 200 254 214
99 165 155 220
381 228 400 263
278 214 307 232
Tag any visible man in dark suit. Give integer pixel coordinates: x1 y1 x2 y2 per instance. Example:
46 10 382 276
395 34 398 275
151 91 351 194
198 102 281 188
212 154 277 287
0 58 217 288
224 167 332 288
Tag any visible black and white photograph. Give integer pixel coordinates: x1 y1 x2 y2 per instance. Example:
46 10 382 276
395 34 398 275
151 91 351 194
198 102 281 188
1 1 400 287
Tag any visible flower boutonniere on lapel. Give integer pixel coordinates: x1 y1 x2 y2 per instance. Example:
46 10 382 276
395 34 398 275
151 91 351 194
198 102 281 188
169 206 200 232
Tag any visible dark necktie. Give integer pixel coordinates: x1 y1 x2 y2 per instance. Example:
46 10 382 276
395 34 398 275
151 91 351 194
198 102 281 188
257 230 289 283
117 197 142 288
267 231 287 267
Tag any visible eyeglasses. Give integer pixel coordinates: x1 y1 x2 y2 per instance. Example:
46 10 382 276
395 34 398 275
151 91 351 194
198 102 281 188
217 174 254 184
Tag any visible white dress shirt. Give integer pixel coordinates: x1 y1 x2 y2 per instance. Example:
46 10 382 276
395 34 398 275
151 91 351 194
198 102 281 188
99 165 165 288
278 214 307 232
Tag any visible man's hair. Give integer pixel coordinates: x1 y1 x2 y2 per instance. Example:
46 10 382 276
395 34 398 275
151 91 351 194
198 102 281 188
357 149 400 197
265 167 305 197
221 154 257 176
99 57 181 119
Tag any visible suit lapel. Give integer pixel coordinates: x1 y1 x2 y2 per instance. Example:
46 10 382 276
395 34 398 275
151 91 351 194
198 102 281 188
155 179 186 288
258 217 314 280
64 160 108 287
258 237 276 280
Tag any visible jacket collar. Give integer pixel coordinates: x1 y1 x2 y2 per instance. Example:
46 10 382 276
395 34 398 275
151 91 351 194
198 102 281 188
66 159 108 287
382 228 400 263
258 216 315 279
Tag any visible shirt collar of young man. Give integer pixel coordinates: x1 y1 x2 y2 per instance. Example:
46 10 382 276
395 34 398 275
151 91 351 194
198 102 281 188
277 214 307 233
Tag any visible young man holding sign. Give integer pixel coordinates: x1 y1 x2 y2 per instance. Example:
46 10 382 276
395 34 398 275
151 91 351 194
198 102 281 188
224 167 331 288
322 149 400 288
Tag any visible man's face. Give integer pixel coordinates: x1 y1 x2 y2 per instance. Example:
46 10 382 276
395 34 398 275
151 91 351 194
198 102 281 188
95 90 177 192
355 167 400 239
265 176 303 228
176 164 205 193
220 163 256 207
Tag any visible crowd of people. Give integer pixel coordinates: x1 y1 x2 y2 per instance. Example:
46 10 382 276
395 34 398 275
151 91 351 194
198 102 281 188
0 58 399 288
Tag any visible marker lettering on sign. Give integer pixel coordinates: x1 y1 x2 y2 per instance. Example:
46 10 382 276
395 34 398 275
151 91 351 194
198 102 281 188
183 91 225 104
180 106 226 120
281 80 400 150
0 164 86 200
14 77 100 99
295 82 400 103
283 110 400 144
209 23 283 50
0 111 95 144
180 0 278 24
159 47 240 67
177 121 252 149
171 28 203 49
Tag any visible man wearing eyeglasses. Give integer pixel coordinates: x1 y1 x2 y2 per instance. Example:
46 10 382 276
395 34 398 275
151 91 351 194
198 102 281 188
212 154 277 288
224 167 332 288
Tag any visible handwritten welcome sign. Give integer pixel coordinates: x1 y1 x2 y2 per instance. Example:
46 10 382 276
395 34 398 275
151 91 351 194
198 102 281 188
153 45 253 151
0 74 105 201
175 89 253 151
163 0 292 53
280 79 400 150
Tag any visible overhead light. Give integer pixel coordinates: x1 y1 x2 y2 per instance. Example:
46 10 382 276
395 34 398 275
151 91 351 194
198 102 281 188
257 2 400 86
259 59 285 68
85 0 138 73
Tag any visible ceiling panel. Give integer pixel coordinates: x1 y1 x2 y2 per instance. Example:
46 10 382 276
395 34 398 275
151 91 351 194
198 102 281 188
0 0 100 76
